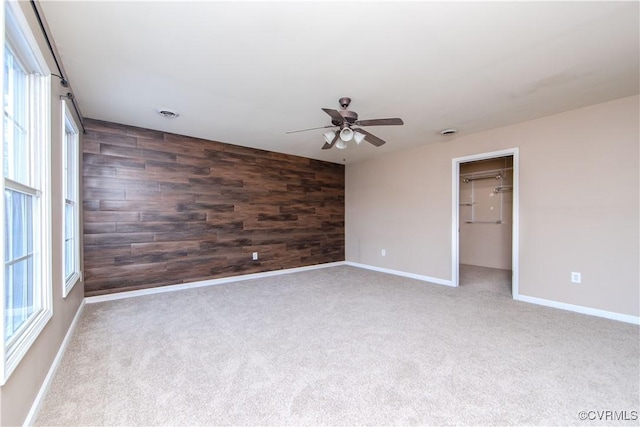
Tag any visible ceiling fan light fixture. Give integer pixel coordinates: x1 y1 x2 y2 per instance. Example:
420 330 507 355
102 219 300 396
340 127 354 141
335 140 347 150
323 131 335 144
353 131 366 145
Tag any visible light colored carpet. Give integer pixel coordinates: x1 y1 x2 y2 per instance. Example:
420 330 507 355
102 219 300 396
36 265 639 426
459 263 512 295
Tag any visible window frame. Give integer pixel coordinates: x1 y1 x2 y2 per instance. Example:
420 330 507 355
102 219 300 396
62 100 80 297
1 0 52 385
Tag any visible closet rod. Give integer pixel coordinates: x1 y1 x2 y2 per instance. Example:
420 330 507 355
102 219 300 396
462 173 502 183
494 186 513 193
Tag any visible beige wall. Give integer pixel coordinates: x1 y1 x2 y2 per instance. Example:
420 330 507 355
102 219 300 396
0 2 84 425
459 158 513 269
346 94 639 317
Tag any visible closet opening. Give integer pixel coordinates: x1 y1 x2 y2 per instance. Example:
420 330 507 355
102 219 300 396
452 149 519 298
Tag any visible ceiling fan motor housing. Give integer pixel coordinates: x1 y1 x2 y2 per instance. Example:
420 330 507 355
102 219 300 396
336 109 358 125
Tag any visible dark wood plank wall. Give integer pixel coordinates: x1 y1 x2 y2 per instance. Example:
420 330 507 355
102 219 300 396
82 119 345 296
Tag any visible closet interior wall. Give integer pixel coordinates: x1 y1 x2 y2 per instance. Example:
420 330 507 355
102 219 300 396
459 157 513 270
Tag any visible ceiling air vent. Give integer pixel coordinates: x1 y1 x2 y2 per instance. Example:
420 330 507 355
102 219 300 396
156 108 180 118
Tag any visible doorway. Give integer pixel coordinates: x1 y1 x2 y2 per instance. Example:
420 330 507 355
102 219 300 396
451 149 519 298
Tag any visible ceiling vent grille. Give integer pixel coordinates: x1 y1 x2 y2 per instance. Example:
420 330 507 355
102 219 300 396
156 108 179 118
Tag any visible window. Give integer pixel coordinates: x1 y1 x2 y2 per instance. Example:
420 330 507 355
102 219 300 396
1 1 52 384
62 100 80 296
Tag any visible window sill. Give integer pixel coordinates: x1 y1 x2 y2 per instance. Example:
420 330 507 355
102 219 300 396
2 307 53 385
63 272 81 298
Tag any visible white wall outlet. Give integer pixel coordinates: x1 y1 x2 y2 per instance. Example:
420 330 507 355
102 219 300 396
252 252 258 261
571 272 581 283
381 249 386 257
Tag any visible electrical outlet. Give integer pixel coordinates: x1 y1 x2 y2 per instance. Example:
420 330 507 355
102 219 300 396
381 249 386 257
252 252 258 261
571 272 581 283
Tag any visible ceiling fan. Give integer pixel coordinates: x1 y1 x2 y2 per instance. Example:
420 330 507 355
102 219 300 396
286 97 404 150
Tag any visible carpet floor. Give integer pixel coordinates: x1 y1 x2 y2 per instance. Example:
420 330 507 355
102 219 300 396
35 265 639 426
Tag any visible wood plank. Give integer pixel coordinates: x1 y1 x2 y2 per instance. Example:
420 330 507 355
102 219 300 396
140 212 206 222
84 130 137 147
100 200 179 212
195 237 251 256
176 154 216 167
84 188 126 201
84 244 131 260
84 232 155 246
279 205 316 215
144 159 210 175
83 222 116 234
84 152 145 169
158 181 227 194
83 165 117 178
100 143 177 163
84 176 159 191
84 211 140 222
83 200 100 211
139 136 207 157
177 202 234 212
85 262 167 280
124 190 162 201
83 140 100 154
84 278 178 297
85 118 164 140
116 167 191 184
131 241 201 256
114 252 189 266
115 222 189 233
152 230 217 242
188 176 244 188
85 118 133 135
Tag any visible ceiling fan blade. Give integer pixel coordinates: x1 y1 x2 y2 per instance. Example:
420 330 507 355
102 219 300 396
355 128 386 147
286 125 334 134
322 133 340 150
354 118 404 126
321 108 344 124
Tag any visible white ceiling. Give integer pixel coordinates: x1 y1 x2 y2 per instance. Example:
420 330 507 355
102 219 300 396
39 1 639 164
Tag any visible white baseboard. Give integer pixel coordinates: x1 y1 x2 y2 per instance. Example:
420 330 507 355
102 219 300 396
85 261 347 304
23 300 86 427
85 262 639 325
344 261 454 287
345 262 638 324
515 294 640 325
